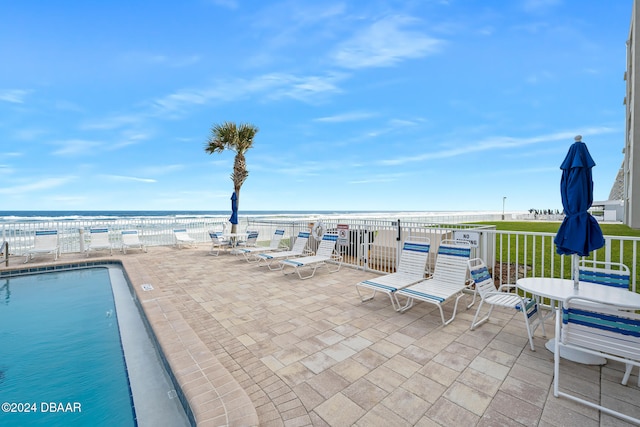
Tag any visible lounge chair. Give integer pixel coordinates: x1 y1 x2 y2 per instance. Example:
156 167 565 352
468 258 545 351
208 231 230 256
355 239 431 310
121 230 147 254
237 230 259 248
395 240 473 325
554 296 640 425
173 228 197 248
85 227 113 256
235 229 286 263
579 260 636 385
256 231 311 270
279 233 343 279
23 229 60 263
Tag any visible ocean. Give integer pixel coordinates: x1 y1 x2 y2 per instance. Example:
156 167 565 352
0 210 509 224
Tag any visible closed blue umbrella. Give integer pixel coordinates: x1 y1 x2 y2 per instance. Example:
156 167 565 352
229 192 238 225
553 135 604 288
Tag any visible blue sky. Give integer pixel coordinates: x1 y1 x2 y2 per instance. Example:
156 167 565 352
0 0 632 213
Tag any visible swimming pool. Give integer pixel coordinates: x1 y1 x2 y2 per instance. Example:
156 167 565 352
0 266 190 427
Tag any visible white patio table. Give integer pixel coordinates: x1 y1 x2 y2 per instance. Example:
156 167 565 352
223 232 248 251
516 277 640 365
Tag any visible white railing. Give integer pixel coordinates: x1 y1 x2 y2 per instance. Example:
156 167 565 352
2 218 228 255
486 230 639 291
3 216 639 290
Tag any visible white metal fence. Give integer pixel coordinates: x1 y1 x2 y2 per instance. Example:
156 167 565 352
3 216 639 290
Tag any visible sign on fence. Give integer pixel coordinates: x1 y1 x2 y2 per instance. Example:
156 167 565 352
454 230 479 247
337 224 349 246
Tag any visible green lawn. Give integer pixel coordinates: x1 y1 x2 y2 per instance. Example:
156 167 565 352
473 221 640 237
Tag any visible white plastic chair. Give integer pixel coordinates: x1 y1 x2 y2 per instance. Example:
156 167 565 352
121 230 147 254
174 229 197 248
86 228 113 257
23 230 60 263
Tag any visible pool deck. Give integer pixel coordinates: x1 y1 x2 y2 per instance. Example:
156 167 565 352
5 245 640 426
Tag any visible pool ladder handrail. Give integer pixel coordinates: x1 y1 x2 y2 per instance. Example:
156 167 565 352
1 241 7 267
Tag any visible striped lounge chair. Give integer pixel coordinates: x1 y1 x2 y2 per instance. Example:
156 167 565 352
256 232 311 270
395 240 473 325
279 233 342 279
85 227 113 256
355 239 431 310
236 229 286 262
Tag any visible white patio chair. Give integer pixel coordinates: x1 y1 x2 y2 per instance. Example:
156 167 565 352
468 257 545 351
256 231 311 270
395 240 473 325
355 239 431 310
86 228 113 257
579 260 636 385
173 228 197 248
23 229 60 263
279 233 343 279
236 229 286 263
554 296 640 425
208 231 230 256
121 230 146 254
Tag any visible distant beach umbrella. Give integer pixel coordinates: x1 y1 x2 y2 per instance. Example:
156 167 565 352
553 135 604 288
230 192 239 225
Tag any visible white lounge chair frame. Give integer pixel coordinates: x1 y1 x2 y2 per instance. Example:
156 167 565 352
279 233 343 279
85 227 113 257
208 231 230 256
237 229 286 263
256 232 311 270
468 258 545 351
174 228 197 248
24 230 60 263
121 230 147 254
395 240 473 325
554 296 640 425
355 239 431 310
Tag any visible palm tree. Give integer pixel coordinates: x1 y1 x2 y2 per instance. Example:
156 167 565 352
205 121 259 233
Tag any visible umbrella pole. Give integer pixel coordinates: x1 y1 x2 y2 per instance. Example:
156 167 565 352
573 253 579 290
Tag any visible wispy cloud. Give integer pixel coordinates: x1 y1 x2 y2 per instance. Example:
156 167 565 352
379 127 617 166
0 177 75 195
103 175 157 183
52 139 102 156
314 111 377 123
0 89 30 104
332 15 444 69
149 72 346 116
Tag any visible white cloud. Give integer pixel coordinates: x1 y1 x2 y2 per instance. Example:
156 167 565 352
332 15 443 69
314 111 377 122
0 177 75 195
379 127 617 166
103 175 157 183
0 89 30 104
52 139 102 156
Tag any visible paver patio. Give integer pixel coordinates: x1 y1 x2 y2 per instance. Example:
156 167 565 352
4 244 640 426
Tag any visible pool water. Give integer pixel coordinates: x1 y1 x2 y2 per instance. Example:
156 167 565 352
0 268 136 426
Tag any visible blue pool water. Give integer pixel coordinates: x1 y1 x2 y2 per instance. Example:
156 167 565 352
0 268 136 426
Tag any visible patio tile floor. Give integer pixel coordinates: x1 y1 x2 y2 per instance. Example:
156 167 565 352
5 244 640 426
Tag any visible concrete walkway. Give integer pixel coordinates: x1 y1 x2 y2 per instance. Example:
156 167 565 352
6 245 640 426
